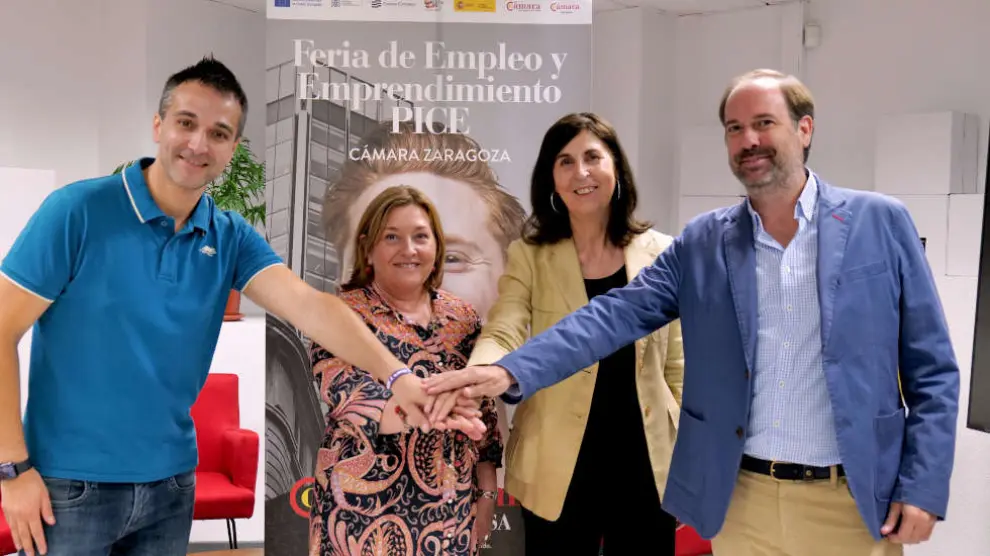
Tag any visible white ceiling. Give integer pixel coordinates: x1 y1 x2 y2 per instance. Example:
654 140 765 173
206 0 266 13
209 0 805 15
596 0 798 15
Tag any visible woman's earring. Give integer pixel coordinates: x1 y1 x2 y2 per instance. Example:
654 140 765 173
550 192 559 213
615 180 621 200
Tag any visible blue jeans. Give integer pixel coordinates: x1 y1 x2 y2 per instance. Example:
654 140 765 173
19 470 196 556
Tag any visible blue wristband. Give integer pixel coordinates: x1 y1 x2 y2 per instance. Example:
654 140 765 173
386 367 413 390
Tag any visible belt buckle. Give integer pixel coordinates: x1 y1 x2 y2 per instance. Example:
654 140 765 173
769 460 780 480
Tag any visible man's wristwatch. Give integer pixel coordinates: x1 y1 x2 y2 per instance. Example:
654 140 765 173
0 458 32 481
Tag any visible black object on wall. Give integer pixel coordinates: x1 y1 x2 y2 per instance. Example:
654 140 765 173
966 126 990 433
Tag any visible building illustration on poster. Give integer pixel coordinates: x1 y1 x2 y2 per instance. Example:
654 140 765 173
263 2 593 554
264 56 423 554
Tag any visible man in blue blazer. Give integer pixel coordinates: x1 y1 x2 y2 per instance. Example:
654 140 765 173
425 69 959 555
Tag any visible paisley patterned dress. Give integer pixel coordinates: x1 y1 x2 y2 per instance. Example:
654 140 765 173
309 286 503 556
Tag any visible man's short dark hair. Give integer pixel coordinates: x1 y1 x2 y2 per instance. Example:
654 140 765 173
158 55 248 138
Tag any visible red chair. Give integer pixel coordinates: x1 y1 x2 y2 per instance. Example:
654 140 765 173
676 523 713 556
0 490 14 555
190 373 258 549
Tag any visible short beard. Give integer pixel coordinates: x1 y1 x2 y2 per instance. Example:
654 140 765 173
732 147 783 191
739 168 781 192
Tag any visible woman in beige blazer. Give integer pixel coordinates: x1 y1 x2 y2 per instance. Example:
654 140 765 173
466 113 685 555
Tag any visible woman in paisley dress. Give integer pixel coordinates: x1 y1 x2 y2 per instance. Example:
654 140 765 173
309 185 504 556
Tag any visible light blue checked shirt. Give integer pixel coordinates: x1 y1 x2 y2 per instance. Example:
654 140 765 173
742 172 842 466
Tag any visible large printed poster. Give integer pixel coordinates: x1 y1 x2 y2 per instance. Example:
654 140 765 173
263 1 592 553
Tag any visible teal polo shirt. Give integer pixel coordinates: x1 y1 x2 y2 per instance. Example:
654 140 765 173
0 157 283 482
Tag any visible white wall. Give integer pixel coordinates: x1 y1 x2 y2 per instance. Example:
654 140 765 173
0 1 101 186
592 8 680 234
593 9 644 180
0 0 266 546
806 0 990 195
591 7 680 233
639 9 679 234
592 0 990 553
97 0 152 178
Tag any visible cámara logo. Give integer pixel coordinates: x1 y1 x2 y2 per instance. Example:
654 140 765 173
505 0 540 10
549 1 579 11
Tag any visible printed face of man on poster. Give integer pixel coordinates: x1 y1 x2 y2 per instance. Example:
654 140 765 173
323 122 527 321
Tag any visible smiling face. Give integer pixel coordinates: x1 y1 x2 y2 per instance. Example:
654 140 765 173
368 204 438 296
723 78 812 192
343 172 504 317
152 80 242 192
552 129 616 219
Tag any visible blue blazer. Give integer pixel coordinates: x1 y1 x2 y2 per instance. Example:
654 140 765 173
498 177 960 540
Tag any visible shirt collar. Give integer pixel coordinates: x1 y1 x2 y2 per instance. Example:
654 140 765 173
795 170 818 222
121 157 211 233
745 168 818 228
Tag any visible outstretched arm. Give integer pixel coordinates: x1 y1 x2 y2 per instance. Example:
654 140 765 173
313 349 400 439
226 209 482 434
244 265 409 385
425 236 684 402
467 240 535 366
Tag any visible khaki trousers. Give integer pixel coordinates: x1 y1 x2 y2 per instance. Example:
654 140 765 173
711 470 902 556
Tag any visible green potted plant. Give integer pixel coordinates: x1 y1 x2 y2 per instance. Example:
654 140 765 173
113 139 267 321
209 139 267 321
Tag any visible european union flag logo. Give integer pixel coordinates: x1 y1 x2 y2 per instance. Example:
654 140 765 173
274 0 290 6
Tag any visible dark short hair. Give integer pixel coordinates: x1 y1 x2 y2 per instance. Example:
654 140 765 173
523 112 650 247
158 55 248 138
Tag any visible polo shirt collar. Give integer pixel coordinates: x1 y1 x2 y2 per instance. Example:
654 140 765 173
122 157 211 233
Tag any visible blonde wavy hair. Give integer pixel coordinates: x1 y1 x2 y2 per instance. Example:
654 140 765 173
341 185 447 292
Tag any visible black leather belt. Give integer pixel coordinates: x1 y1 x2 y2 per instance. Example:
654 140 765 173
741 454 844 481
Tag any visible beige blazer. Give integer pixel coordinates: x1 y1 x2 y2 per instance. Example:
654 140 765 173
468 229 684 521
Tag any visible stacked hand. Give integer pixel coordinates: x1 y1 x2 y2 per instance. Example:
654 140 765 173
423 365 513 427
423 365 515 423
389 373 488 440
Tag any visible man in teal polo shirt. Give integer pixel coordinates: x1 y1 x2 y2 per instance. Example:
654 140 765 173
0 57 484 556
